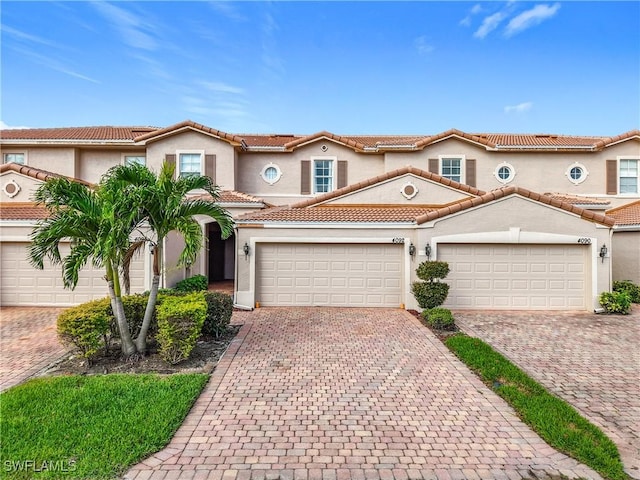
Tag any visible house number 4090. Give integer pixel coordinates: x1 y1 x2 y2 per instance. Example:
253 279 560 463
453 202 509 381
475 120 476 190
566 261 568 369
392 238 405 244
577 238 592 244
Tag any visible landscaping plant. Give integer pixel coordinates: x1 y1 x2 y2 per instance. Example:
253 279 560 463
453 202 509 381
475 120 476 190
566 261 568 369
175 274 209 293
612 280 640 304
156 292 207 364
203 292 234 338
57 298 112 362
599 291 632 315
411 260 450 309
421 307 456 331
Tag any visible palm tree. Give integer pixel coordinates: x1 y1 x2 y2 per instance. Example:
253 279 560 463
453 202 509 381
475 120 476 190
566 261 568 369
101 162 234 353
28 177 141 356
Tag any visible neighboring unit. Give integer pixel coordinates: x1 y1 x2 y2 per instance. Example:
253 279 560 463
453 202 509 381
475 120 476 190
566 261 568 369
1 121 638 310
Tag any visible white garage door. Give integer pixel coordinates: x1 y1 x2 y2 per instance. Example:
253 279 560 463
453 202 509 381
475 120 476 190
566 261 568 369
257 243 403 307
0 242 146 306
439 244 588 310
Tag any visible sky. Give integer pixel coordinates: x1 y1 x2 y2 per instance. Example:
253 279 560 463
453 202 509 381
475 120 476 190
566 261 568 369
1 1 639 136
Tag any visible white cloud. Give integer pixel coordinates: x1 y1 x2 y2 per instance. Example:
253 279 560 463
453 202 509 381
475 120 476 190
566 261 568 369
197 81 245 95
11 46 100 83
414 36 435 55
460 4 483 27
0 121 30 130
505 3 561 37
504 101 533 114
1 25 62 48
474 11 508 39
92 2 158 51
208 1 247 22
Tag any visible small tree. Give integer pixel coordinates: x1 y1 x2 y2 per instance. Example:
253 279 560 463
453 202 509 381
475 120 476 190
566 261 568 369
411 260 450 309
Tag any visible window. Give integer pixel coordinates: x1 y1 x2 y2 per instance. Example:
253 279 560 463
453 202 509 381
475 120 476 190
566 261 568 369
494 162 515 184
440 156 463 183
620 159 638 194
565 162 588 185
313 158 334 193
178 153 202 178
3 153 25 165
260 163 282 185
124 155 146 166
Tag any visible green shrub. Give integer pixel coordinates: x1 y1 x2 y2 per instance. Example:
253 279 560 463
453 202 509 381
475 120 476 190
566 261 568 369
203 292 233 338
412 281 450 309
416 261 450 282
422 307 456 330
174 274 208 293
156 293 207 364
599 291 632 315
108 293 154 340
613 280 640 304
57 298 112 361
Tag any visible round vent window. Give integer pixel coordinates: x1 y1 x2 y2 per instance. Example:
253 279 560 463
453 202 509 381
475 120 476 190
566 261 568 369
400 182 418 200
493 162 516 184
3 179 21 198
565 163 588 185
260 163 282 185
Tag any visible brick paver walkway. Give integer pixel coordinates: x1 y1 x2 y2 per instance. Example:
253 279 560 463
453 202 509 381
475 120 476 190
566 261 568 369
455 308 640 479
126 308 600 480
0 307 66 391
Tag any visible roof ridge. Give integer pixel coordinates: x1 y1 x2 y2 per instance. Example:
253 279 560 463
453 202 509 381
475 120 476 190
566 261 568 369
606 199 640 214
0 163 94 186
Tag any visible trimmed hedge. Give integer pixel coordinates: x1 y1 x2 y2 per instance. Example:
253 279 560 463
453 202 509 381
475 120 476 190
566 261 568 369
613 280 640 304
412 260 451 310
156 292 207 364
57 298 112 361
599 291 632 315
422 307 455 330
203 292 233 338
174 274 208 293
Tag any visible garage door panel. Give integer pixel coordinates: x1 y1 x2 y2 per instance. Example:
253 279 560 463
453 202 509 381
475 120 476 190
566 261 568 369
258 243 402 307
1 242 145 306
440 243 588 310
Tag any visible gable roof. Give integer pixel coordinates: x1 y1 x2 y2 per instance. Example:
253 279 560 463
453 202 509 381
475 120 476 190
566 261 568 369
188 190 269 206
0 126 154 142
0 202 49 220
132 120 245 146
545 193 610 207
606 200 640 227
415 186 615 227
293 166 484 209
0 163 93 187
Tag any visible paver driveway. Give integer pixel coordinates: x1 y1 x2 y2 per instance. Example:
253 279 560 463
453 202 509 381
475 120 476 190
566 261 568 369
0 307 66 392
454 308 640 479
126 308 600 480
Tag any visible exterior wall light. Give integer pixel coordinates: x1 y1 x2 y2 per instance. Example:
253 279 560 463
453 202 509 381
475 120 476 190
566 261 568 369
425 244 432 260
409 243 416 257
599 244 607 263
243 242 250 258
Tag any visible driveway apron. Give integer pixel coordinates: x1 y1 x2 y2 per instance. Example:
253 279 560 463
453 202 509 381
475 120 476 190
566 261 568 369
126 308 600 480
0 307 66 392
454 309 640 479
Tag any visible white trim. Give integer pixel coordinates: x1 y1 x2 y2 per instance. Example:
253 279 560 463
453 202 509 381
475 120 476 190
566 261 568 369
122 152 146 167
310 156 337 194
2 151 27 165
439 154 465 184
617 156 640 195
239 222 415 228
400 181 419 200
565 162 589 185
494 162 516 184
176 149 205 178
260 162 282 185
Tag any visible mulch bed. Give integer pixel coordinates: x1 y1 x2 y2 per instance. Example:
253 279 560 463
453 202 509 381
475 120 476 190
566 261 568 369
42 325 241 377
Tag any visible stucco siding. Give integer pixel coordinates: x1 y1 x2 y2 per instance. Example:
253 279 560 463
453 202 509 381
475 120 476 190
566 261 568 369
77 150 122 184
612 231 640 284
0 172 44 202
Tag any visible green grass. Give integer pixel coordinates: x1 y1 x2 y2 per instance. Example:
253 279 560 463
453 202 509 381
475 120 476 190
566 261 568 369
445 334 629 480
0 373 209 479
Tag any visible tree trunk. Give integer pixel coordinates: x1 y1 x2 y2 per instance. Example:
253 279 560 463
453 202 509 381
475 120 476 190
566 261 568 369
108 280 137 356
136 275 160 353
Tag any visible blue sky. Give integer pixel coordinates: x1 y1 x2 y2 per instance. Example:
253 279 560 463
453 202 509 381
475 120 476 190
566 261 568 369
1 1 639 135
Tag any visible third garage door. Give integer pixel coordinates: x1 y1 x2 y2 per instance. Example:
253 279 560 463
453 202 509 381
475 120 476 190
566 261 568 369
439 243 588 310
257 243 403 307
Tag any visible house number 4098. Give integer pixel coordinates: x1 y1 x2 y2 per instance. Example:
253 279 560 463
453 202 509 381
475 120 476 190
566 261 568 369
577 238 592 244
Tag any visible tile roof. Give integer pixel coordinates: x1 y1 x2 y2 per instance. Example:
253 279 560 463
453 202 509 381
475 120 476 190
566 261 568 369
415 187 616 227
545 193 611 206
0 126 155 141
133 120 245 145
0 202 49 220
293 166 484 209
188 190 267 205
0 163 93 186
606 200 640 226
238 206 436 223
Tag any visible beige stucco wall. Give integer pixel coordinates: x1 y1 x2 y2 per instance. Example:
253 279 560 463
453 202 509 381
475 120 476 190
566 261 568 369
77 150 123 184
236 141 384 206
612 230 640 284
0 172 44 202
417 195 612 310
0 147 78 178
322 174 473 206
145 130 236 190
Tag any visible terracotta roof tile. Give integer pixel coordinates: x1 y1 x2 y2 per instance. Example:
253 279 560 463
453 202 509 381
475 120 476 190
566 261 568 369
133 120 244 145
607 200 640 226
0 163 93 186
416 186 615 227
0 202 49 220
238 206 436 223
0 126 154 141
545 193 610 207
188 190 267 205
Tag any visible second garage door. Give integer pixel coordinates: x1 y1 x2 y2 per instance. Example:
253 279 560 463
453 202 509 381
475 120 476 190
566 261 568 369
439 243 589 310
257 243 403 307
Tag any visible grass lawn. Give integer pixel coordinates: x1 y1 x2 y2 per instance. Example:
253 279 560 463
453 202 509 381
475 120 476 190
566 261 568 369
0 373 209 479
445 334 629 480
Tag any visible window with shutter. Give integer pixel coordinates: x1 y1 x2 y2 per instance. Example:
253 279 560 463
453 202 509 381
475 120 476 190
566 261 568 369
301 160 311 195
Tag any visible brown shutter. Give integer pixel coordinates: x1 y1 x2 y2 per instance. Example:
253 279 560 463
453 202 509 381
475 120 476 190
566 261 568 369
165 154 176 170
428 158 439 174
301 160 311 194
466 159 476 187
606 159 617 195
337 160 348 189
205 154 216 182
